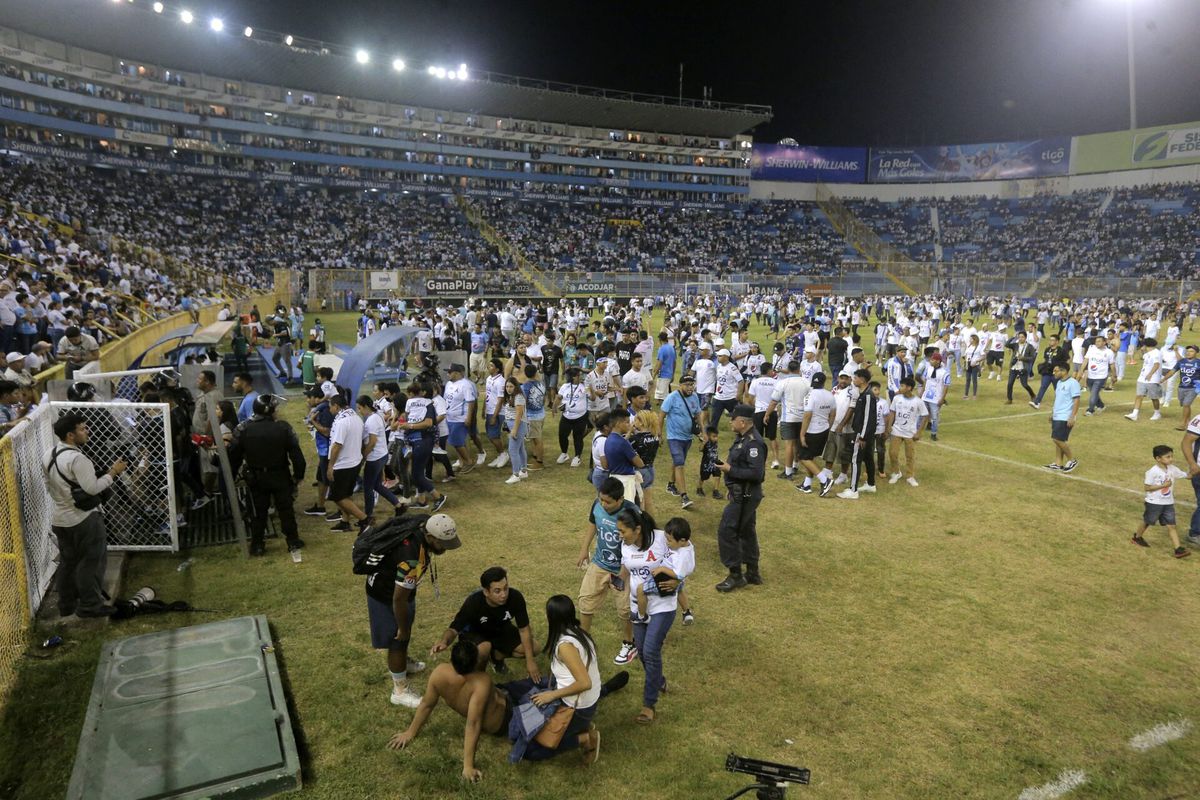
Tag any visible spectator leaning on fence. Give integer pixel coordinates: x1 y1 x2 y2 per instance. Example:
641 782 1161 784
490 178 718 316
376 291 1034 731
44 411 127 618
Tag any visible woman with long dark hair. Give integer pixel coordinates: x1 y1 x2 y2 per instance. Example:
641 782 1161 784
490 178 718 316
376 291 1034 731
526 595 602 763
616 506 676 724
400 381 446 511
556 367 590 466
502 375 528 484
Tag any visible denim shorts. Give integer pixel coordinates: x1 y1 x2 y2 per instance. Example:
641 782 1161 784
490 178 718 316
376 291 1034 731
667 438 692 467
485 415 502 440
638 466 655 489
447 421 469 448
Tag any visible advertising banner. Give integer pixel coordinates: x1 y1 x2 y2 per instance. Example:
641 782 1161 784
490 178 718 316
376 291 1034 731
1073 120 1200 173
369 271 399 291
749 144 867 183
424 277 479 295
566 280 616 295
868 138 1069 182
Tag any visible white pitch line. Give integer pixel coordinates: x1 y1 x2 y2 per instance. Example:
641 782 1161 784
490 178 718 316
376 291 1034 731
1017 769 1087 800
929 440 1197 508
941 402 1134 427
1128 719 1193 752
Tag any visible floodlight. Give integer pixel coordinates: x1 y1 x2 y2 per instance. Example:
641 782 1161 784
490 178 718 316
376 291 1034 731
434 66 446 79
426 65 436 76
243 26 253 37
111 0 122 5
209 17 223 31
284 34 294 45
152 1 163 11
446 71 456 80
355 49 369 64
457 66 468 80
392 58 405 72
180 9 193 24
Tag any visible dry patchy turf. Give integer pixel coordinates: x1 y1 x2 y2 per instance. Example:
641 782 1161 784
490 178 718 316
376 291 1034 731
3 310 1200 799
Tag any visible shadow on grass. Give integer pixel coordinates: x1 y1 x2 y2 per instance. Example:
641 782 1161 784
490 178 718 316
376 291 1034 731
268 618 314 788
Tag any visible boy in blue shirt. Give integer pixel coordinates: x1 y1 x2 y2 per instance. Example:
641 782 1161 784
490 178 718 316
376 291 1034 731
303 387 335 517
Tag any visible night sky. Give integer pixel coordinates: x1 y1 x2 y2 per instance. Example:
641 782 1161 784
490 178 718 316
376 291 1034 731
231 0 1200 145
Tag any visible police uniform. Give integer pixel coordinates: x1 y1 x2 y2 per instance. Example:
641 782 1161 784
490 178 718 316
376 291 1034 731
716 404 767 590
227 409 306 553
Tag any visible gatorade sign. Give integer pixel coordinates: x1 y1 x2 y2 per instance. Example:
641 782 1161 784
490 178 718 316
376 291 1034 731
1132 126 1200 163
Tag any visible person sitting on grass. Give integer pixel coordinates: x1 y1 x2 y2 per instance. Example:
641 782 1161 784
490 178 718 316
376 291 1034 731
1131 444 1192 559
634 517 696 625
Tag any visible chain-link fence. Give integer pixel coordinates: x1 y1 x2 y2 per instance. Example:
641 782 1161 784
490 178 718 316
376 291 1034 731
47 402 179 552
0 432 33 710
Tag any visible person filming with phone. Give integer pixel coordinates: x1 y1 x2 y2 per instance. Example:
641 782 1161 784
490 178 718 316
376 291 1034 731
45 412 127 618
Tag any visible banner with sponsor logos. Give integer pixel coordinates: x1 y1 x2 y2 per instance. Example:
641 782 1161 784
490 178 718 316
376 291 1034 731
565 280 616 295
749 144 867 183
869 138 1069 182
424 277 479 295
1073 120 1200 173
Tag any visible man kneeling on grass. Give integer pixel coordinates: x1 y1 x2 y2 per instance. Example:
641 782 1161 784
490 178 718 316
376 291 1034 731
388 638 628 782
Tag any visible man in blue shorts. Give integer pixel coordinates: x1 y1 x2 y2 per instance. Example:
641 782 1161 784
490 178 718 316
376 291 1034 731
1047 363 1081 473
442 364 478 473
659 374 701 509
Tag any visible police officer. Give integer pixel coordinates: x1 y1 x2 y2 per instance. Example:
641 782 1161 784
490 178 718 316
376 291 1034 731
226 394 306 556
715 403 767 592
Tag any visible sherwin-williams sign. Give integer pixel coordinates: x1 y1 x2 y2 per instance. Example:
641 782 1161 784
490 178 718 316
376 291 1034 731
1074 120 1200 173
749 144 867 183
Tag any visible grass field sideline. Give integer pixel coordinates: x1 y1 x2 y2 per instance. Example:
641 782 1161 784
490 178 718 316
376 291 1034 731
2 309 1199 799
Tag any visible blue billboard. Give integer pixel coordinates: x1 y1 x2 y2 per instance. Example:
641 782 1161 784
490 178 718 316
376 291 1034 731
749 144 868 183
868 138 1070 183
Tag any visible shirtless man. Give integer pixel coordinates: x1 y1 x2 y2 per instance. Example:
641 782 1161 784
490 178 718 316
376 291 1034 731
388 640 513 783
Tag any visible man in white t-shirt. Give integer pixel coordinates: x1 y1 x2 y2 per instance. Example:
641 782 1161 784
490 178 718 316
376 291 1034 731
887 376 928 487
622 353 651 404
765 359 811 479
585 359 615 416
1080 335 1115 416
326 392 370 531
749 365 780 468
691 345 717 429
443 365 480 471
710 349 744 431
796 371 836 495
1126 337 1164 422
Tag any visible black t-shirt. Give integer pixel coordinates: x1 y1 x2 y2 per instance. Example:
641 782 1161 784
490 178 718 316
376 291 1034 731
826 337 848 365
630 430 660 464
541 344 563 378
273 319 290 344
363 534 424 603
450 588 530 639
615 341 636 374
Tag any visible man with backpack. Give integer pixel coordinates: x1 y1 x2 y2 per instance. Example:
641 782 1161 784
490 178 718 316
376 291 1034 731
353 512 462 708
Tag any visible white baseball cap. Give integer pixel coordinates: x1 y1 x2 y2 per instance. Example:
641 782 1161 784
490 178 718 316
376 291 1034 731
425 513 461 550
716 348 731 357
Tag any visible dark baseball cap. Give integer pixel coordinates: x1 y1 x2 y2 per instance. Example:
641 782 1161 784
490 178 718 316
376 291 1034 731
679 375 696 384
732 404 756 420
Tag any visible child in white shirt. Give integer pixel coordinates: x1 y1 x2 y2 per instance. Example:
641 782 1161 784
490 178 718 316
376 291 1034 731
1132 444 1191 558
635 517 697 622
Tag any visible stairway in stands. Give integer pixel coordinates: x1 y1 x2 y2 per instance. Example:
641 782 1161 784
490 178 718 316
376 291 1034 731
815 186 922 295
455 195 556 297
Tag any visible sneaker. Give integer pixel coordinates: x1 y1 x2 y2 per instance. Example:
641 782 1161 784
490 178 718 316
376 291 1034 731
505 474 522 485
406 659 426 675
888 473 902 484
1131 535 1150 548
570 456 581 468
1095 406 1104 414
1125 412 1138 421
602 670 631 694
680 494 694 509
837 488 860 500
1175 547 1191 559
433 494 448 512
776 470 795 480
432 446 448 455
441 474 456 483
1061 460 1078 473
859 484 877 494
458 464 474 476
526 460 544 471
303 505 326 516
176 514 188 528
696 487 706 497
833 474 848 486
390 686 423 708
491 658 509 675
906 477 920 487
518 470 529 479
1029 401 1040 409
682 609 695 625
796 483 813 494
190 494 213 510
1151 412 1163 421
556 453 570 464
666 483 680 496
330 520 352 532
711 490 724 500
495 452 510 468
451 460 463 469
487 455 503 468
771 460 781 469
1084 410 1094 417
476 453 487 466
1187 534 1200 547
819 479 834 498
324 510 341 522
613 641 638 665
931 433 938 441
1044 463 1061 471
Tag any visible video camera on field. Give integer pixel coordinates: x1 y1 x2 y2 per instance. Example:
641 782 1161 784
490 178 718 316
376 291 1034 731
723 753 810 800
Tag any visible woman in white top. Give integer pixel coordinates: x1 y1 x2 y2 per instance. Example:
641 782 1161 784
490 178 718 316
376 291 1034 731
557 367 589 466
483 359 509 468
616 507 679 725
526 595 603 763
962 334 984 399
502 376 528 484
356 395 404 518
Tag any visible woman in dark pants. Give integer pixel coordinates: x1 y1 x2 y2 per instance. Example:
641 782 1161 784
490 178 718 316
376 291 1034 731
401 382 445 511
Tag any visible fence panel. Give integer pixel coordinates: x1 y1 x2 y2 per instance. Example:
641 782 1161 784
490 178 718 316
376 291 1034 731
0 433 31 710
48 402 179 552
